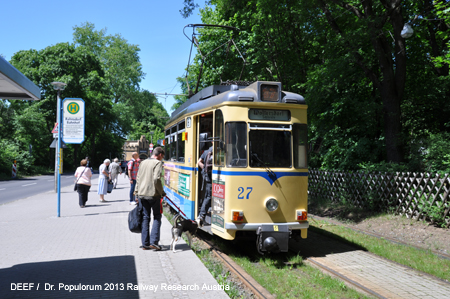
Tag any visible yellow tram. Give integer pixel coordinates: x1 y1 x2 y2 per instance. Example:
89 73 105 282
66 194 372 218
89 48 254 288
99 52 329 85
163 81 308 253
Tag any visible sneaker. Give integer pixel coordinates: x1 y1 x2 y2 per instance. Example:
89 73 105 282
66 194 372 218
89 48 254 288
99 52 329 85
130 202 137 205
149 244 161 251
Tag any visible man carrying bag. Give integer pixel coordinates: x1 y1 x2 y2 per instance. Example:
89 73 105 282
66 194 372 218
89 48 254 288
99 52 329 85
133 147 166 251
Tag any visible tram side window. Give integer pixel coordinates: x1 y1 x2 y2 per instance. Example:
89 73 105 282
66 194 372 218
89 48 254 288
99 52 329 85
226 122 247 167
165 129 171 161
170 126 177 161
293 124 308 168
214 110 225 167
177 121 185 163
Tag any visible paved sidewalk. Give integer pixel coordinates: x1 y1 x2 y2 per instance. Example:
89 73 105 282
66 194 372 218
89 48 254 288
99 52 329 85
0 175 229 298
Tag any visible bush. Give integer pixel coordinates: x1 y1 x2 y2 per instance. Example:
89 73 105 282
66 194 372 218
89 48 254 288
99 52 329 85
0 139 35 177
357 161 409 173
422 132 450 173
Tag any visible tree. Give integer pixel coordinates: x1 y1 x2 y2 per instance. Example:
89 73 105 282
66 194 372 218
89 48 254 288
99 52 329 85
73 22 145 104
181 0 450 171
10 42 110 167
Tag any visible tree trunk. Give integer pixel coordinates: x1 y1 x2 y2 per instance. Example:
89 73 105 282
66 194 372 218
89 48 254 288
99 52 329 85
380 83 403 162
372 3 406 163
90 132 96 168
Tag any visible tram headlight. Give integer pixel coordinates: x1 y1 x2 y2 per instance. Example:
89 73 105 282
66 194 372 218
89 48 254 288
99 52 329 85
265 198 279 212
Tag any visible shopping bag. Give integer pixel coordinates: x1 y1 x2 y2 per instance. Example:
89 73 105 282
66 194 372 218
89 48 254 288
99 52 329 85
107 181 114 193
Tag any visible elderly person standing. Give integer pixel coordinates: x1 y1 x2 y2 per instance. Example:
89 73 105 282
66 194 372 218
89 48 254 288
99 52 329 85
74 159 92 208
109 158 122 189
98 159 111 202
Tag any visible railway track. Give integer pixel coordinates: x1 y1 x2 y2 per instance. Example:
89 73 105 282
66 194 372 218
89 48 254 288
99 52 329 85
163 202 450 299
200 236 275 299
196 230 382 299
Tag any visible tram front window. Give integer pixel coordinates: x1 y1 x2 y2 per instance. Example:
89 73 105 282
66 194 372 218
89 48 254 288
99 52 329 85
249 124 291 168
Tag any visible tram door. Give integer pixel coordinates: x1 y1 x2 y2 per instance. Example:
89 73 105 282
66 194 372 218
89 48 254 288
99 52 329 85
196 112 213 226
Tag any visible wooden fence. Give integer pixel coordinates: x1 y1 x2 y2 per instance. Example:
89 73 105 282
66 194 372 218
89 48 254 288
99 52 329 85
308 169 450 228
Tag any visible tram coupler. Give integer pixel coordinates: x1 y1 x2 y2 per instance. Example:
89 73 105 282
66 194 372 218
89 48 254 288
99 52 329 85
256 225 291 255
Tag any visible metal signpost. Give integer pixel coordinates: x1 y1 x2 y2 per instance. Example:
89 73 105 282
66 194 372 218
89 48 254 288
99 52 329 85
51 82 67 217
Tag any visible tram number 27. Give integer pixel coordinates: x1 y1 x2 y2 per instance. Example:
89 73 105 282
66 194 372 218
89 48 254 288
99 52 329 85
237 187 253 199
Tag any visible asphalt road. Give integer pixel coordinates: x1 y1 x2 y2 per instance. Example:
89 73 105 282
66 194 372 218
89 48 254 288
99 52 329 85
0 173 98 205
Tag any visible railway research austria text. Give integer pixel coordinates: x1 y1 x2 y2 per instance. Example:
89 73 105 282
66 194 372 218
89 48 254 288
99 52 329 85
11 282 230 293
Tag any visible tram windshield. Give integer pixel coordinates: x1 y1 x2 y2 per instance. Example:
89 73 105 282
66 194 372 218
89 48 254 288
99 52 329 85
225 122 307 169
249 124 291 168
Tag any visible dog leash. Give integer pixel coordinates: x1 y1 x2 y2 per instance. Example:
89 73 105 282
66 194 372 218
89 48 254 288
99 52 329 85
163 196 189 219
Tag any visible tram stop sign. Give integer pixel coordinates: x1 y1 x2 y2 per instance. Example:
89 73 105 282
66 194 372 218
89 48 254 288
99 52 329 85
62 98 85 144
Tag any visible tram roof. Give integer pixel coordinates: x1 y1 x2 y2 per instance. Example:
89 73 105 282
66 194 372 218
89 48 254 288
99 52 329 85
0 56 40 101
169 81 305 123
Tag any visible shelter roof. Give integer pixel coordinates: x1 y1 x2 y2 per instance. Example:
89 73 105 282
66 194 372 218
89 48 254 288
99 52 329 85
0 56 40 101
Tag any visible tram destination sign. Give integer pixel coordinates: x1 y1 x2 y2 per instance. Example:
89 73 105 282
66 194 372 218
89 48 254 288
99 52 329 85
62 98 85 144
249 109 290 121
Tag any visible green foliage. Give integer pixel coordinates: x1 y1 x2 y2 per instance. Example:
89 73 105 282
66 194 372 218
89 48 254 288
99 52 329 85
180 0 450 172
422 203 448 228
358 161 409 173
0 139 35 176
73 22 145 104
431 1 450 68
180 0 199 18
422 132 450 173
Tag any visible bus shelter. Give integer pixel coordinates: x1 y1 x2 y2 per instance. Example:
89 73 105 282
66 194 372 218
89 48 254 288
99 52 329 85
0 56 40 101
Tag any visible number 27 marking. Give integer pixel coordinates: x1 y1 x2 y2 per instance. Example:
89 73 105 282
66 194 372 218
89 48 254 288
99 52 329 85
238 187 253 199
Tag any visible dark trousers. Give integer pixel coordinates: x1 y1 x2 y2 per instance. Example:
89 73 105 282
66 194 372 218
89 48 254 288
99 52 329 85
141 198 162 246
199 183 212 219
129 179 136 202
77 184 90 206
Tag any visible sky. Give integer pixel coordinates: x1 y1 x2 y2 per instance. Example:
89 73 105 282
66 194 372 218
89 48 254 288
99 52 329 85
0 0 203 114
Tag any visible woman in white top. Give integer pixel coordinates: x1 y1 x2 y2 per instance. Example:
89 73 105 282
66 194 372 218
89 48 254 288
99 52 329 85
98 159 111 202
74 159 93 208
